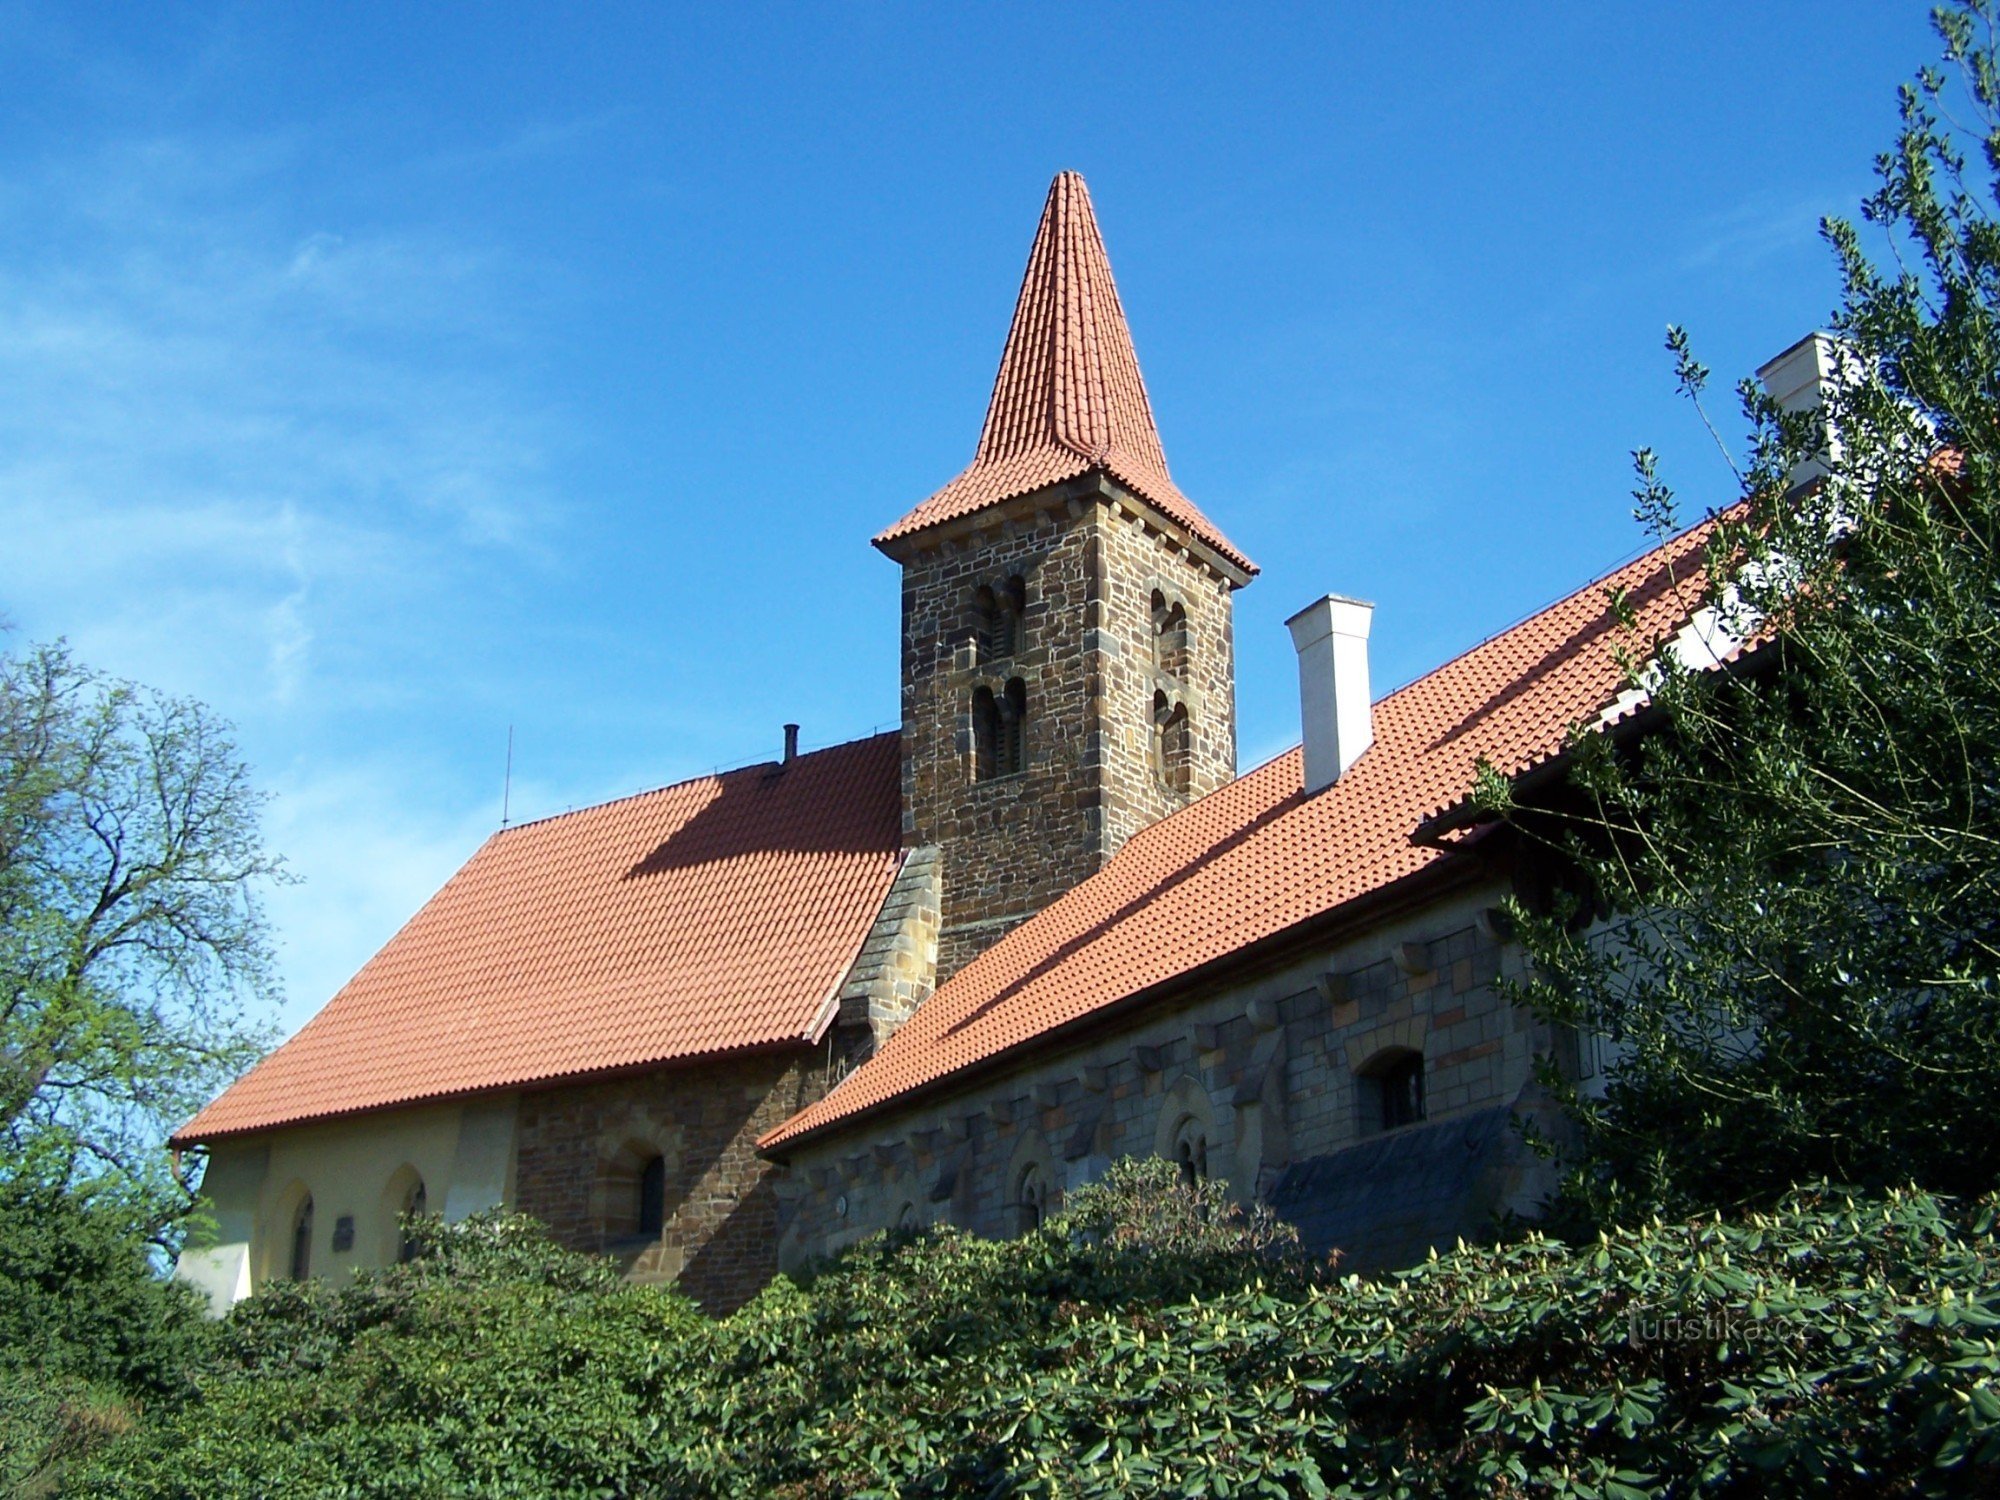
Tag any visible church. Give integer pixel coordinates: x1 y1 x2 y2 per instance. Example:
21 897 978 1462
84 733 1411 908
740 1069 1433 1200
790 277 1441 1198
173 171 1792 1315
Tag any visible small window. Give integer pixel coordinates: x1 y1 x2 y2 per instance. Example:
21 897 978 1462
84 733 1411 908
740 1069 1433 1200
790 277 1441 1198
972 686 1001 780
1359 1049 1427 1134
1153 692 1191 796
972 679 1028 782
638 1154 667 1238
1174 1122 1209 1190
1000 678 1027 776
1015 1162 1049 1235
289 1195 314 1280
397 1178 428 1264
1153 591 1189 679
896 1201 919 1232
974 577 1027 662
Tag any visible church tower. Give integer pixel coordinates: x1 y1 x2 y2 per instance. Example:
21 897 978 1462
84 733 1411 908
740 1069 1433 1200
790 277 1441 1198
876 172 1257 981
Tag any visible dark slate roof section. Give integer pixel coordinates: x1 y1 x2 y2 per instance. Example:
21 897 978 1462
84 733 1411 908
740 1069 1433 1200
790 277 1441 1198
1267 1106 1517 1273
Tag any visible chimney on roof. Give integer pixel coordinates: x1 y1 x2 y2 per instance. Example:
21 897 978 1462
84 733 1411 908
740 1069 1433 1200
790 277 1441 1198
1757 332 1847 491
1287 595 1374 795
783 724 799 764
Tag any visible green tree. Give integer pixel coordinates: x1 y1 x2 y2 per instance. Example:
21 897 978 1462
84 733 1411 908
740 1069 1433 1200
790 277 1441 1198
0 639 282 1230
1479 1 2000 1223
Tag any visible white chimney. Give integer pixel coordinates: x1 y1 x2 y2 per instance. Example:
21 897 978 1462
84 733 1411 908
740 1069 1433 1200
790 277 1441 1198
1756 332 1845 490
1287 594 1375 795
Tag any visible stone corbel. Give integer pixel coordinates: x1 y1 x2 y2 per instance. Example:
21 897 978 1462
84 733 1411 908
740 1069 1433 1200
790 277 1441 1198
1063 1098 1109 1162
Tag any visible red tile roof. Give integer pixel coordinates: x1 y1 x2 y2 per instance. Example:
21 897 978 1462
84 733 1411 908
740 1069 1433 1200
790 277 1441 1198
177 734 904 1145
762 522 1723 1152
877 172 1255 576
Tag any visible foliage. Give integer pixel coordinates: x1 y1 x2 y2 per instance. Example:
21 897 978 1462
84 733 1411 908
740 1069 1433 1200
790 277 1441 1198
0 639 283 1226
70 1209 708 1500
0 1164 213 1399
1472 0 2000 1225
68 1160 2000 1498
0 1165 213 1498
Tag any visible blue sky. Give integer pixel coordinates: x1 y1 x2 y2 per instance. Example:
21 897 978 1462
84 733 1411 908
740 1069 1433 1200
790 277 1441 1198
0 2 1935 1035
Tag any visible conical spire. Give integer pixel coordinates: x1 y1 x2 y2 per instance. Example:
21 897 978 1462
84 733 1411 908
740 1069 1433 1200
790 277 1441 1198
878 172 1253 575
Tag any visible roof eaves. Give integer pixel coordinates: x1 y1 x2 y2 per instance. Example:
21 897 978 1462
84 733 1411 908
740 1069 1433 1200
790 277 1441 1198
758 851 1487 1158
174 1033 827 1150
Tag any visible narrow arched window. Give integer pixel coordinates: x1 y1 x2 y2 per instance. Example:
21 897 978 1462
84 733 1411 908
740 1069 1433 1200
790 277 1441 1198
1175 1123 1209 1190
638 1154 667 1238
999 678 1027 776
1155 594 1189 679
974 576 1028 663
974 585 1002 661
972 685 1001 781
397 1178 427 1264
289 1196 314 1280
1015 1162 1049 1235
1154 692 1191 796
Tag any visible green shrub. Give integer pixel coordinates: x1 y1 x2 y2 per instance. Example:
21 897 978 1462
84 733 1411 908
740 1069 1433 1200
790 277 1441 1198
73 1209 708 1500
72 1161 2000 1498
0 1171 212 1401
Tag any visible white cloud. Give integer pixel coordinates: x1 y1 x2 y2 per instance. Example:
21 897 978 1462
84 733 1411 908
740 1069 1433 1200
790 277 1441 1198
0 124 580 1045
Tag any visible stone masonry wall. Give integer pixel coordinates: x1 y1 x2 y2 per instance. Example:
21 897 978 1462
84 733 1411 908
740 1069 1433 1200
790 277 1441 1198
515 1047 853 1316
776 880 1561 1269
897 481 1241 983
835 844 942 1052
1091 496 1237 852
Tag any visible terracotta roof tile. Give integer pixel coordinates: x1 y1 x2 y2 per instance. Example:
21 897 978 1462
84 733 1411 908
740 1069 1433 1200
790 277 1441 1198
877 172 1255 575
178 733 903 1145
762 523 1722 1151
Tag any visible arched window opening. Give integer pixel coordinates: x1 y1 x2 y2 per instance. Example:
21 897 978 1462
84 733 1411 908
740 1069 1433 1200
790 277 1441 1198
289 1196 314 1281
1359 1049 1427 1133
638 1154 668 1239
896 1201 919 1233
1174 1120 1209 1190
999 678 1027 777
971 686 1001 781
1015 1162 1049 1235
397 1177 427 1264
1153 692 1192 796
974 577 1027 662
1154 593 1189 679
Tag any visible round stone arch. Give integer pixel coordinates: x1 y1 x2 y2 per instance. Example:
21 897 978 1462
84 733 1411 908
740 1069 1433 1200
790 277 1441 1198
1152 1073 1218 1188
589 1112 685 1247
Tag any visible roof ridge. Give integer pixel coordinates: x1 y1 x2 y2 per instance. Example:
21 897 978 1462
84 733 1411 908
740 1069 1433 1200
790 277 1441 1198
494 728 901 838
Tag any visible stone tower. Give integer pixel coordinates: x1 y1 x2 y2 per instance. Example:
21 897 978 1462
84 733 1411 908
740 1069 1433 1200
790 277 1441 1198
875 172 1258 982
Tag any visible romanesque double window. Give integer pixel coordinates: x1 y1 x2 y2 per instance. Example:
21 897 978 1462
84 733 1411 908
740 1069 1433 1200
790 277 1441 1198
975 576 1027 663
973 678 1028 781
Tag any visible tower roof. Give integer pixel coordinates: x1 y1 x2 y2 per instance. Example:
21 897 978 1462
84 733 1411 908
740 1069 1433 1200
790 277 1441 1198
877 172 1255 576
